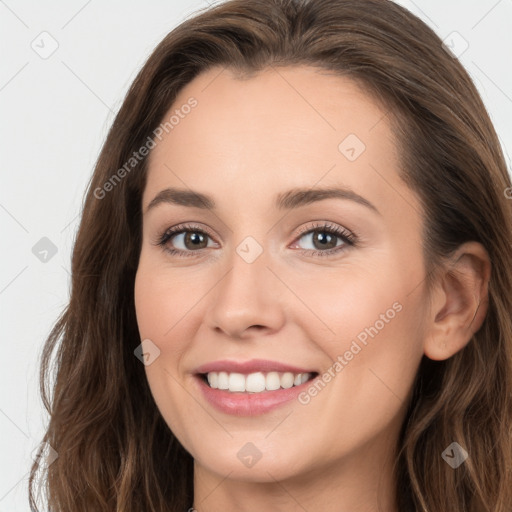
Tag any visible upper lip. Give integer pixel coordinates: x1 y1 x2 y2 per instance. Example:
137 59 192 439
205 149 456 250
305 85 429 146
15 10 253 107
195 359 316 375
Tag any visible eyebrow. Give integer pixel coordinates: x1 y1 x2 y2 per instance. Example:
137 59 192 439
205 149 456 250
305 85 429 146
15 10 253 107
145 186 381 215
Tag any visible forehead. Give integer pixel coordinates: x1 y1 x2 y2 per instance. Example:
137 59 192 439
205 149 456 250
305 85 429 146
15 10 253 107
143 65 417 220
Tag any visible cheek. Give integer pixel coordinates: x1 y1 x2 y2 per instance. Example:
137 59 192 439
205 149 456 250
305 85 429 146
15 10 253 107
134 261 199 446
287 278 424 457
134 257 195 351
295 258 425 402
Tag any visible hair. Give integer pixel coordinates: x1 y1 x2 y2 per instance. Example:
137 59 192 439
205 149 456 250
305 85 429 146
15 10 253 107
29 0 512 510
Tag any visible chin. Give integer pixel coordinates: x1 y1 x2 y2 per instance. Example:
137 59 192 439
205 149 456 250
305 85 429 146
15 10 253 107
191 436 314 482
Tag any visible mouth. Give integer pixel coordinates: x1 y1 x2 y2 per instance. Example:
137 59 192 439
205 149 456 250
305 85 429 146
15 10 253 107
192 359 320 416
198 370 318 393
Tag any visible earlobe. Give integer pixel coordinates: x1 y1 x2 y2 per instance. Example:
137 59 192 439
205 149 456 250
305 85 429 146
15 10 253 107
423 242 491 361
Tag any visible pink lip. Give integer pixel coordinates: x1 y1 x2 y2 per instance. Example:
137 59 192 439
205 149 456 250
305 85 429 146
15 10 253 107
194 358 315 375
194 374 316 416
192 359 318 416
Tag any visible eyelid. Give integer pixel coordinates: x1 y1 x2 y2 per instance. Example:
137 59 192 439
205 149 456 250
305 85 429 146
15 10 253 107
151 222 218 248
294 221 355 242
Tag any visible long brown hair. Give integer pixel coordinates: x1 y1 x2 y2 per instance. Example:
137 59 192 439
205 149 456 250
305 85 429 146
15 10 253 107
29 0 512 510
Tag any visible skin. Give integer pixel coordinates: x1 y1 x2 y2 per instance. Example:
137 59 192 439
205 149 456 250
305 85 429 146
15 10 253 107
134 65 490 512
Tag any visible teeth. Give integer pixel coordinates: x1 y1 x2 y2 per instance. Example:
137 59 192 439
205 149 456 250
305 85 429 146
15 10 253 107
205 371 313 393
266 371 280 391
228 372 245 392
246 372 266 392
217 371 229 390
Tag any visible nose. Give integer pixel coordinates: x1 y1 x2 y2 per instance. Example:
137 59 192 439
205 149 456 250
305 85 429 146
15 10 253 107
205 243 286 340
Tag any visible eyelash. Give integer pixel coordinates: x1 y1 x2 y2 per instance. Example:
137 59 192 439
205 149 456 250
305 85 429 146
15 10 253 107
152 221 358 259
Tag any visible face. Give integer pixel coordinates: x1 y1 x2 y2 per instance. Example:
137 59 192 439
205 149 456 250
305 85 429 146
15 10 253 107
134 65 429 485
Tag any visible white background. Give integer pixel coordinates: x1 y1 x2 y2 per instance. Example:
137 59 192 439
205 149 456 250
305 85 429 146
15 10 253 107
1 1 511 510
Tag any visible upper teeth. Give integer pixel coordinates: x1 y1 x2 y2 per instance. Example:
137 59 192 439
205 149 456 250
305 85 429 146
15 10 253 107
206 371 311 393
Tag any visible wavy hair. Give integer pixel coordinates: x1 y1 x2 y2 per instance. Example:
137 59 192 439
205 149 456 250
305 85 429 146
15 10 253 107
29 0 512 510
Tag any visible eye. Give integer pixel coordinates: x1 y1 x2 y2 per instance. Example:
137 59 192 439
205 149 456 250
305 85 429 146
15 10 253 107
291 222 357 257
153 223 217 258
153 221 357 258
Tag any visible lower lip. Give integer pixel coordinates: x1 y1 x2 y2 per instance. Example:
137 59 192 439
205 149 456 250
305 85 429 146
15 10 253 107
194 375 315 416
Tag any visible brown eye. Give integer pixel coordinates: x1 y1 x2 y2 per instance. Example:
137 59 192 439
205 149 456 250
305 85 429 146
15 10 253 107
307 230 339 250
293 222 356 255
154 223 218 257
165 230 212 251
176 231 209 250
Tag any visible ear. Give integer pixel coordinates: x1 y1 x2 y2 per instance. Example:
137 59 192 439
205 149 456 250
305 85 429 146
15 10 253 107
423 241 491 361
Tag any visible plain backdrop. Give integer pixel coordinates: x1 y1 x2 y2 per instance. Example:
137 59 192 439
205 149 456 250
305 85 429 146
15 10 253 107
1 1 511 510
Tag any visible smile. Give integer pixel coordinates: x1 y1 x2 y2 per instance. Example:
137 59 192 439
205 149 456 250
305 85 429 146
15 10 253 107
202 371 314 393
193 359 319 416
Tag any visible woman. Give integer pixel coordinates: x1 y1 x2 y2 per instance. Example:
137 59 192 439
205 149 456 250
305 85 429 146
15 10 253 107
29 0 512 510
